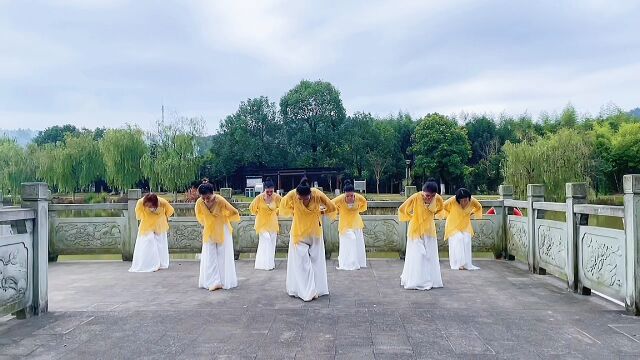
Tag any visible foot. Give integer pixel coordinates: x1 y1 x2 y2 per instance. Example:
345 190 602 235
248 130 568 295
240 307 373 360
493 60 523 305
459 266 465 270
208 285 223 291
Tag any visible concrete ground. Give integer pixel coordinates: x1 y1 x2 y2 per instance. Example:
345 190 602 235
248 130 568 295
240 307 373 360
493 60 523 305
1 259 640 359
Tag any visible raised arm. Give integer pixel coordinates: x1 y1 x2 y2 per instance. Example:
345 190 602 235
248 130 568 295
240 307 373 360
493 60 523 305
160 197 174 218
316 190 337 215
278 191 295 218
470 197 483 219
194 199 206 226
439 196 455 220
356 194 368 213
428 193 444 214
249 196 260 216
135 198 144 220
220 196 241 223
398 194 415 222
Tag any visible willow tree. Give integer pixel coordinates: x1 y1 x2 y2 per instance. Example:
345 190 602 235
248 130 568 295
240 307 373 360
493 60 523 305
0 138 36 202
100 127 147 193
143 115 203 200
503 128 592 201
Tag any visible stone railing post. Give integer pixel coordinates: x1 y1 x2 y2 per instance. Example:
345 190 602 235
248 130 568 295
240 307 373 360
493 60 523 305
624 175 640 315
566 183 587 293
123 189 141 261
21 182 49 316
498 185 513 259
527 184 545 273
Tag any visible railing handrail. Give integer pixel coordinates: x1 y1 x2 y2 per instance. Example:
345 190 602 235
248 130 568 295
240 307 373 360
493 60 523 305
533 202 566 212
49 203 128 211
0 208 36 222
573 204 625 218
504 199 528 208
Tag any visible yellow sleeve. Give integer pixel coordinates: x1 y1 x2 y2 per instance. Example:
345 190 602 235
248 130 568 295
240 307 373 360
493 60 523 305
317 190 337 215
356 194 368 213
471 197 483 219
160 197 174 218
135 198 144 220
249 196 260 215
329 195 342 221
220 196 241 222
278 191 294 218
274 194 282 216
194 199 206 226
398 194 415 222
439 197 455 220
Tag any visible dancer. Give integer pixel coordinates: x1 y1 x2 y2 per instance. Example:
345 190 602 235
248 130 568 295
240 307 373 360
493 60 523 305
280 177 336 301
331 180 367 270
398 180 444 290
443 188 482 270
129 193 174 272
249 177 281 270
195 183 240 290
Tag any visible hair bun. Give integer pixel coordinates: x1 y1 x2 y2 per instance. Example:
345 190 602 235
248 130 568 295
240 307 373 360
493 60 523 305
427 178 437 183
344 180 352 185
266 177 272 182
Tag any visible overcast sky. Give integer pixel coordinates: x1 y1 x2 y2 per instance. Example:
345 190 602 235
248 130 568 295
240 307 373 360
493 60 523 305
1 0 639 133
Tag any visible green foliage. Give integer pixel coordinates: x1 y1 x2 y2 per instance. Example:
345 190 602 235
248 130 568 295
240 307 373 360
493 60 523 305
280 80 346 166
100 127 147 192
611 122 640 184
503 129 592 201
465 115 498 165
412 113 471 191
0 138 35 202
33 124 79 146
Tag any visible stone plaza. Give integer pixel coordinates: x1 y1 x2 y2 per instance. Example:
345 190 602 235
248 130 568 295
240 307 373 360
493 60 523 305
2 259 640 359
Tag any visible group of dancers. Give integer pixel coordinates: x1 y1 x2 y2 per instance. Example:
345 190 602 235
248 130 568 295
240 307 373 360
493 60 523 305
128 177 483 301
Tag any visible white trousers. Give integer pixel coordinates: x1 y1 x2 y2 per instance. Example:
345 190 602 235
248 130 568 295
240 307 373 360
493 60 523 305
129 232 169 272
337 229 367 270
255 232 277 270
198 227 238 289
448 232 479 270
286 236 329 301
401 235 443 290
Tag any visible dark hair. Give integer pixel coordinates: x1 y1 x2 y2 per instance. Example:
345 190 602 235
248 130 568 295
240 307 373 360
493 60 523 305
343 180 355 193
455 188 472 203
142 193 159 208
201 177 209 183
198 183 215 196
296 177 311 196
422 178 439 194
264 177 275 189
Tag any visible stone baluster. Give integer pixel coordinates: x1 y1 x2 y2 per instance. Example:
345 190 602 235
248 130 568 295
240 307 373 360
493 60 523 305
565 183 587 293
527 184 545 273
624 175 640 315
498 185 513 260
21 182 49 316
124 189 141 261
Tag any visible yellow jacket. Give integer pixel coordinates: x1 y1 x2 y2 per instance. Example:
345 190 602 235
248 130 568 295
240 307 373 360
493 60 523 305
195 195 241 244
330 193 367 234
279 188 336 244
249 193 282 234
135 197 174 235
442 196 483 240
398 193 443 240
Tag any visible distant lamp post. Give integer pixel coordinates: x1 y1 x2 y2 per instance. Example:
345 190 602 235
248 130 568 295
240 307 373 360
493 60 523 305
405 159 411 185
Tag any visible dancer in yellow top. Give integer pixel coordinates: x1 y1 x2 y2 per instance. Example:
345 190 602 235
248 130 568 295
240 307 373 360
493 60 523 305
129 193 175 272
249 178 281 270
280 177 336 301
398 180 444 290
195 183 240 291
331 180 368 270
442 188 482 270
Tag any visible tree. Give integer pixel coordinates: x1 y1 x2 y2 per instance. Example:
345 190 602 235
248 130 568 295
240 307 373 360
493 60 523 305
503 129 592 201
412 113 471 192
464 115 498 165
142 115 203 199
0 138 36 202
101 127 147 193
368 121 402 194
217 96 285 167
611 122 640 187
33 124 79 146
338 112 378 179
280 80 347 167
63 133 105 198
